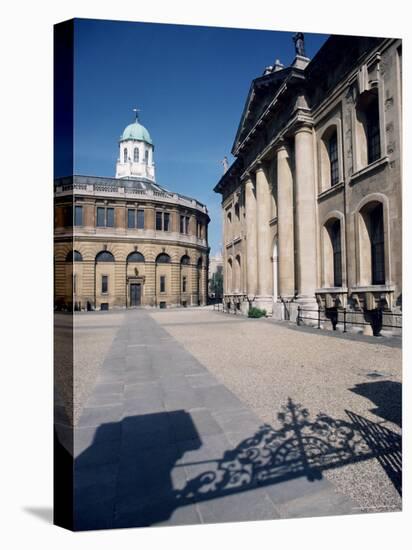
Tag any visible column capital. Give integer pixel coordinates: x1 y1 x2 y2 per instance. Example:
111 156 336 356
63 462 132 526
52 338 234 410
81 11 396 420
255 160 265 173
276 138 290 155
294 120 313 135
240 170 252 182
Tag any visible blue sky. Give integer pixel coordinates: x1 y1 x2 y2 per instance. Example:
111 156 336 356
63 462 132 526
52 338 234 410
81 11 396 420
73 19 328 255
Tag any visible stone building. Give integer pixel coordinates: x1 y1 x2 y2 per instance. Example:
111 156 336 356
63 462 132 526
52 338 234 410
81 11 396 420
208 251 223 299
214 35 402 331
54 114 210 310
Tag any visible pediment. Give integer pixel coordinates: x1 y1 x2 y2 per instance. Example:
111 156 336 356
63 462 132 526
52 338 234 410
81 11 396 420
232 68 291 154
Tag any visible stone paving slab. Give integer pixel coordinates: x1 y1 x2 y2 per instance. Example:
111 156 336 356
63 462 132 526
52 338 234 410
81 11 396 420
151 308 402 514
73 309 360 531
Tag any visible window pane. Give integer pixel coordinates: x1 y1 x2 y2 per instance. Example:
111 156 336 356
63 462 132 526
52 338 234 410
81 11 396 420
133 147 139 162
127 209 135 228
331 221 342 287
107 208 114 227
137 209 144 229
371 205 385 284
123 148 128 163
164 212 170 231
96 251 114 262
328 132 339 186
180 215 184 234
74 205 83 226
63 206 73 227
156 211 162 230
182 276 187 293
96 207 105 227
160 275 166 293
156 253 170 264
102 275 108 293
186 216 190 234
366 98 381 164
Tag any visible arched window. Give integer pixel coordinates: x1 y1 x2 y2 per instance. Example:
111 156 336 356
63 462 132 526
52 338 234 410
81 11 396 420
329 220 342 287
127 251 145 263
328 131 339 186
123 148 128 163
320 125 340 189
235 254 241 292
235 202 240 219
66 250 83 262
358 201 385 286
181 255 190 265
133 147 139 162
365 96 381 164
370 204 385 284
323 217 344 288
356 90 381 168
145 150 149 164
95 250 115 262
227 211 232 224
156 253 171 264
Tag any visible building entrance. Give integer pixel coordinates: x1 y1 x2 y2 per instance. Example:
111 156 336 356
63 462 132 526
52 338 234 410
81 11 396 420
130 283 142 306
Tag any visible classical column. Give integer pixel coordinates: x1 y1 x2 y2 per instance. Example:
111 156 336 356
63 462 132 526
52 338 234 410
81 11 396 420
294 123 317 299
255 163 273 310
277 141 295 298
244 174 258 297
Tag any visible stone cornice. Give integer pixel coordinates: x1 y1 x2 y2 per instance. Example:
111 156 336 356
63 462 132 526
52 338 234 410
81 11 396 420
349 156 389 185
233 70 305 156
54 232 208 251
317 181 345 202
239 171 249 182
55 175 208 215
239 110 314 179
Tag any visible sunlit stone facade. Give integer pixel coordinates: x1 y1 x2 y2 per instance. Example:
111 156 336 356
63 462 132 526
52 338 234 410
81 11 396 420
54 117 210 310
215 36 402 333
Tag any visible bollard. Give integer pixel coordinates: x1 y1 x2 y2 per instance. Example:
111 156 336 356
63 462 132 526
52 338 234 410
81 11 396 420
297 306 301 326
317 306 321 329
343 308 347 333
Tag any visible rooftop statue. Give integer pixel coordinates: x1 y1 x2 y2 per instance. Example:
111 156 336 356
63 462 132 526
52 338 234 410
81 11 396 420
293 32 306 57
221 156 229 174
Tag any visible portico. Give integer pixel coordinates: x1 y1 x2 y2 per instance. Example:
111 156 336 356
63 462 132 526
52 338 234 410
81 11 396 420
215 34 402 327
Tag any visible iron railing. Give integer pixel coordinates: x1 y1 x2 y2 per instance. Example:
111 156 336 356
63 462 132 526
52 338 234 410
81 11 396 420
297 306 402 336
213 301 242 314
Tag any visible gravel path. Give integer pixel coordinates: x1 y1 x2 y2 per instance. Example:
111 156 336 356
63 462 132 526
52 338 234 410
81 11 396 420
150 308 402 513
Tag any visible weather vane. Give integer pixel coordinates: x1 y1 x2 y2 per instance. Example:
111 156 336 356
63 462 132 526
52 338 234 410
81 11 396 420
132 107 141 121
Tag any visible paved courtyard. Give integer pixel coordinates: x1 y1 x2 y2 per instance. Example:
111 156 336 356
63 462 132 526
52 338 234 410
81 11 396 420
55 307 401 530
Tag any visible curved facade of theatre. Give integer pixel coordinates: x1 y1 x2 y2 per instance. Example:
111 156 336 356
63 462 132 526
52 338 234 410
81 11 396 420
54 175 210 310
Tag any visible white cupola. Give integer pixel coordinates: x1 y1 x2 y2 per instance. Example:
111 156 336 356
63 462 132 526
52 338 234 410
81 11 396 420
115 109 156 181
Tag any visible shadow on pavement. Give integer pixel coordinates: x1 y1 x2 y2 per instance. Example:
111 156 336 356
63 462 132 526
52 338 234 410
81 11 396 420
72 398 402 530
349 380 402 427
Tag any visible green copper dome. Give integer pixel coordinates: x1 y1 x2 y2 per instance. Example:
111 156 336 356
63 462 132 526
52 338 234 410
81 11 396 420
120 121 153 145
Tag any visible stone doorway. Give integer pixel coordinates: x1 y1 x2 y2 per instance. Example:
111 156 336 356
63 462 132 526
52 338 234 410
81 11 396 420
130 282 142 307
